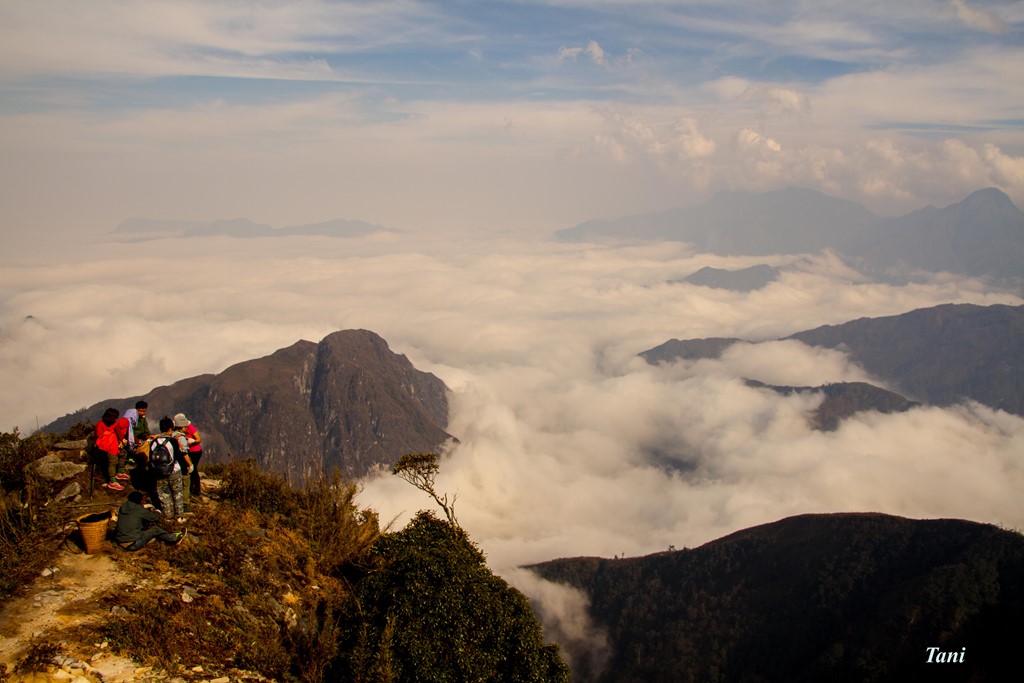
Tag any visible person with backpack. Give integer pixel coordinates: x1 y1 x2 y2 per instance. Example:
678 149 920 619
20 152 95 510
93 407 131 491
173 412 203 500
150 416 192 523
114 490 186 551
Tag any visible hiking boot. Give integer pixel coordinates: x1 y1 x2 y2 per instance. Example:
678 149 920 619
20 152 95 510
115 473 130 481
105 482 124 491
172 528 187 545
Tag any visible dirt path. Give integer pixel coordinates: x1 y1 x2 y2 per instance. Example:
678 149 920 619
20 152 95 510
0 540 156 682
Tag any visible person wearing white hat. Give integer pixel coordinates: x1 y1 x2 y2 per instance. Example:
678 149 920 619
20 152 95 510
173 412 204 501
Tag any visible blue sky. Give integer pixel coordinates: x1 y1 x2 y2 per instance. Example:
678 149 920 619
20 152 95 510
1 0 1023 235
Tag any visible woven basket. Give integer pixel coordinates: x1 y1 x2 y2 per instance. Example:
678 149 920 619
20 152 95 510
77 510 112 554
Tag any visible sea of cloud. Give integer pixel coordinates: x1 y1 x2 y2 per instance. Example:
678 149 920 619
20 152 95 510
3 229 1022 658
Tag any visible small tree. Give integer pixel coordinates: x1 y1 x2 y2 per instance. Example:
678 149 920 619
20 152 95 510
392 453 458 527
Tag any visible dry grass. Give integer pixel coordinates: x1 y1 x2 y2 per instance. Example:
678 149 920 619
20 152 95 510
98 460 381 683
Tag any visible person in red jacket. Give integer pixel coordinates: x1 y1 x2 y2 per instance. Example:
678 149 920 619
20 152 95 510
94 407 130 491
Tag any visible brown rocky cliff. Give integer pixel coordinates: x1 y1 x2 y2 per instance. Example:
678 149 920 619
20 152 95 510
43 330 453 480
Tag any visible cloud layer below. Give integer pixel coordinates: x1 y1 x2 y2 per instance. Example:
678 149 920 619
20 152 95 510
3 232 1021 574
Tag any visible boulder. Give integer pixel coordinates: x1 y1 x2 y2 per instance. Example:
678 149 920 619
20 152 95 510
32 453 87 481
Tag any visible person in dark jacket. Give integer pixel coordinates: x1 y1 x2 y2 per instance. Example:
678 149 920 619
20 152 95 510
113 490 185 551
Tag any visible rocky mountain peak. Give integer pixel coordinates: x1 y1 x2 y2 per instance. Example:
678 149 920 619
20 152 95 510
42 330 453 481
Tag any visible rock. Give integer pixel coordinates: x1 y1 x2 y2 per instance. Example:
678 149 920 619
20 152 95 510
55 481 82 502
53 439 89 450
31 453 87 482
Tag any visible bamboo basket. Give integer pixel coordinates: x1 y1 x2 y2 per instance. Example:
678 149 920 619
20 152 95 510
76 510 112 554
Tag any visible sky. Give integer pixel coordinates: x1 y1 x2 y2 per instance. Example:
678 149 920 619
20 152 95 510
2 1 1024 664
1 0 1023 236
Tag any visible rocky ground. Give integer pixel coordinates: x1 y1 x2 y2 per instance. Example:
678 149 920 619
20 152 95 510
1 444 241 683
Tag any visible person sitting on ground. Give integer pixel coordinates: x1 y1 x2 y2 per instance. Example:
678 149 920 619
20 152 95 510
113 490 185 551
94 407 131 491
151 416 192 523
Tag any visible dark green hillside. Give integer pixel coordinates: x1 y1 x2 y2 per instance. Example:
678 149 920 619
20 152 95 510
530 513 1024 683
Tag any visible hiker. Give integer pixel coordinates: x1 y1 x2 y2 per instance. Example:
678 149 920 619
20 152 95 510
173 412 203 500
151 416 192 523
94 407 130 491
171 417 192 512
123 400 151 451
114 490 185 551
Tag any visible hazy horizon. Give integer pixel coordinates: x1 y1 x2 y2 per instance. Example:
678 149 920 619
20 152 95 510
2 1 1024 239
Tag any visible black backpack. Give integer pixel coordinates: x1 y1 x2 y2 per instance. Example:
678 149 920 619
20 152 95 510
149 436 178 478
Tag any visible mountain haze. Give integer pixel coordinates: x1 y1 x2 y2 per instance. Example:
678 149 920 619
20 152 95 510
642 303 1024 418
557 187 879 254
115 216 395 239
745 380 919 431
558 187 1024 286
43 330 452 479
787 303 1024 415
848 187 1024 282
677 264 781 291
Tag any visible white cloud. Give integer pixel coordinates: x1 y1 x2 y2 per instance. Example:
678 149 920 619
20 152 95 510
950 0 1009 34
4 235 1021 576
557 40 608 66
0 0 441 80
557 46 585 62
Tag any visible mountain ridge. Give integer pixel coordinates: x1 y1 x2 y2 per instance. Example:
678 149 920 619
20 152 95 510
529 511 1024 682
42 329 452 479
641 302 1024 419
557 187 1024 286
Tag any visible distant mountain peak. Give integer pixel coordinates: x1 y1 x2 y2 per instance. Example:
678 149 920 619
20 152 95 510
556 187 1023 286
640 302 1024 418
960 186 1016 207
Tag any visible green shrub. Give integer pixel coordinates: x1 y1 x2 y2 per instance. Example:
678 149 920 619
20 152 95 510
338 511 570 682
